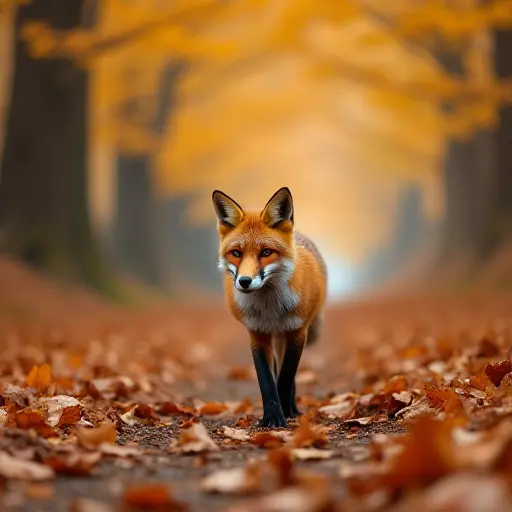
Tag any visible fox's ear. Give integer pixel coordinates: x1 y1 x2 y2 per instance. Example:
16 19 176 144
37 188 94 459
261 187 294 230
212 190 244 231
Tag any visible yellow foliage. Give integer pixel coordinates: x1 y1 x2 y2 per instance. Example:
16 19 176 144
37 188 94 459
27 0 504 259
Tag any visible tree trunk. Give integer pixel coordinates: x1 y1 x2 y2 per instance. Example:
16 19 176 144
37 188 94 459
114 154 160 286
437 48 495 262
492 29 512 247
113 62 185 288
0 0 113 292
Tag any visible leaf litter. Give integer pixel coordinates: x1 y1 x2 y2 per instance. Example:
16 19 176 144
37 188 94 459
0 267 512 511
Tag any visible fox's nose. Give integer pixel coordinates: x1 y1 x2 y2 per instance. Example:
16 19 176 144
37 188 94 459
238 276 252 289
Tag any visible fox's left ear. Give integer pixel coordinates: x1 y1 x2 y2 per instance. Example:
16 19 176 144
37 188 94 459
261 187 294 230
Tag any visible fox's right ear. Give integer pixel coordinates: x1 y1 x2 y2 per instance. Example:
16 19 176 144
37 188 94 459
212 190 244 232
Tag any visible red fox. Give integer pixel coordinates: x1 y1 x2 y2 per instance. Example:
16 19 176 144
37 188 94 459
212 187 327 428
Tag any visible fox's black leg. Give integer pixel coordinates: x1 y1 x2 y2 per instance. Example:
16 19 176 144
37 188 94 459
290 380 301 418
250 332 288 428
277 329 306 419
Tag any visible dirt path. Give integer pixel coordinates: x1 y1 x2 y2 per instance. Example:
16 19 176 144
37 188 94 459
1 293 512 511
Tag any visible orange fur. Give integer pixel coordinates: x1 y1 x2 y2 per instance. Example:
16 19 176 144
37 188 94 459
212 187 327 427
213 187 327 343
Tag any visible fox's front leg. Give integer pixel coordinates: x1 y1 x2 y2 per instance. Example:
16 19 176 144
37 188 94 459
277 328 307 419
250 331 288 428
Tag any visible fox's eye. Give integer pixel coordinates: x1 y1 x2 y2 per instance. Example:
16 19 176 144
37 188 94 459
260 248 273 258
231 249 242 258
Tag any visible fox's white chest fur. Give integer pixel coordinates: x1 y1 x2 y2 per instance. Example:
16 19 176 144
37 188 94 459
234 279 303 333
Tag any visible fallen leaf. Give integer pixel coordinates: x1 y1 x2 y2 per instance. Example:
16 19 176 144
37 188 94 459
267 449 296 487
26 363 52 390
223 426 251 442
395 396 436 421
485 360 512 387
343 416 374 426
201 465 261 494
26 483 54 499
475 338 500 358
76 422 117 448
99 443 141 457
291 448 334 460
17 395 82 432
251 432 284 449
290 416 328 448
122 483 188 511
0 451 55 480
157 402 195 417
256 482 334 512
69 498 114 512
44 451 102 476
383 416 460 490
1 384 33 407
170 422 219 454
199 402 228 415
133 403 159 421
318 393 358 418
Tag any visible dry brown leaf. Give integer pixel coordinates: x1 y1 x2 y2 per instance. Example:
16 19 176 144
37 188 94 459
69 498 114 512
122 483 188 511
15 409 57 437
395 396 436 421
99 443 141 457
291 448 334 460
290 416 328 448
475 337 500 358
133 403 159 421
199 402 228 415
76 422 117 448
267 449 296 487
223 426 251 442
44 451 102 476
170 422 219 454
17 396 82 433
382 416 460 490
157 402 196 416
25 483 54 500
0 408 8 426
318 393 358 419
2 384 34 407
0 451 55 481
256 482 335 512
251 431 284 449
343 416 374 426
201 465 261 494
26 363 52 390
485 360 512 387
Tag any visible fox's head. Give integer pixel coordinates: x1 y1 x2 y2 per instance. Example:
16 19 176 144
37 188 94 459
212 187 295 294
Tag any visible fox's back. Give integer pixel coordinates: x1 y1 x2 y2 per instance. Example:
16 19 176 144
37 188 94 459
289 231 327 326
294 231 328 278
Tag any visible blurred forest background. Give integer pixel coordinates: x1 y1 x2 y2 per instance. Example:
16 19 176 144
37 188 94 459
0 0 511 303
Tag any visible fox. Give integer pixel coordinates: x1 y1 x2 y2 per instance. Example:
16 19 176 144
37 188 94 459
212 186 328 428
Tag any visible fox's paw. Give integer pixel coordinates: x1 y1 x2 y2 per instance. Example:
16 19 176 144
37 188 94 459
258 411 289 429
282 405 302 420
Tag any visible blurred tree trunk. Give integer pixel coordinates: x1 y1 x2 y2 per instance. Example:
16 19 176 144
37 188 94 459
492 29 512 248
0 0 115 293
113 62 184 288
114 154 159 286
438 50 495 262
